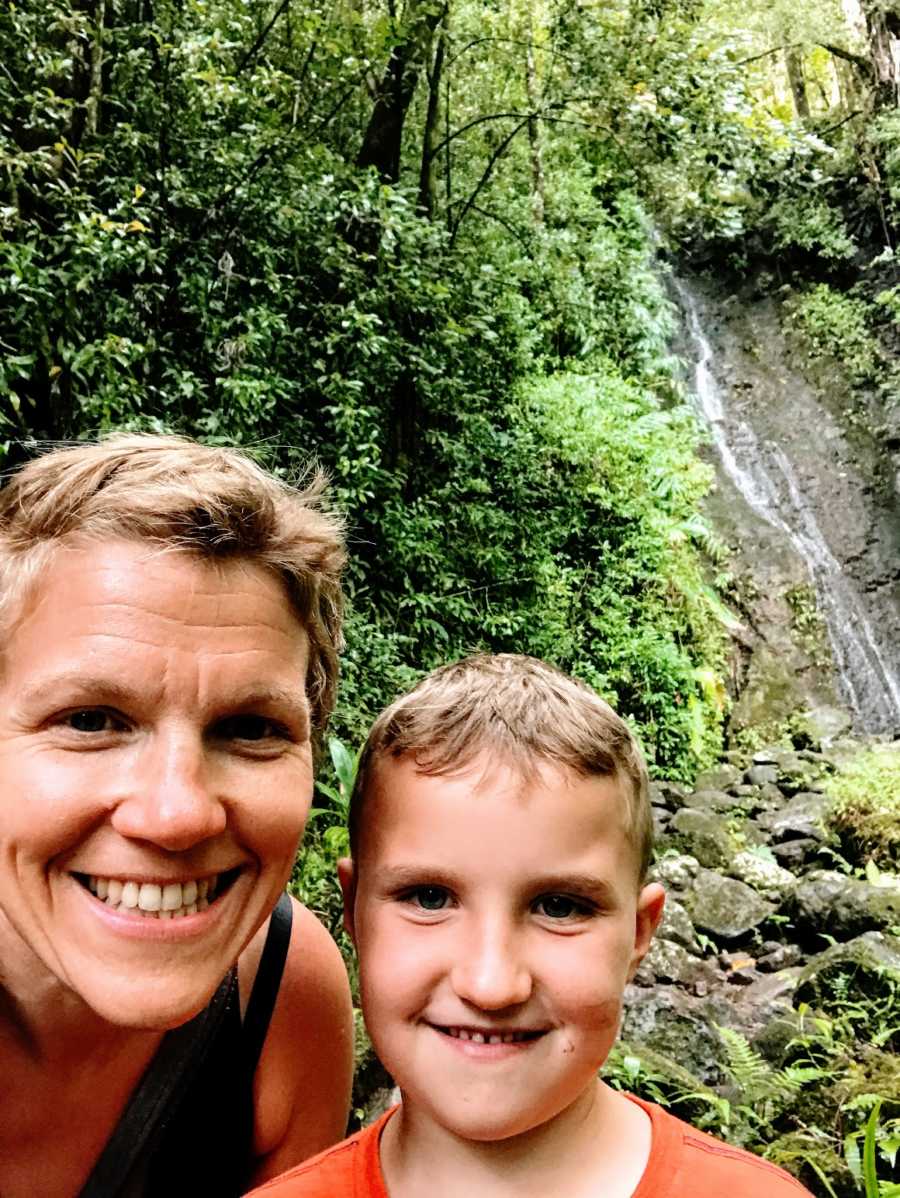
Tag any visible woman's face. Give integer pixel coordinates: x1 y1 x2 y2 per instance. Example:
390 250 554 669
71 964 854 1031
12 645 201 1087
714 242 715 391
0 539 315 1029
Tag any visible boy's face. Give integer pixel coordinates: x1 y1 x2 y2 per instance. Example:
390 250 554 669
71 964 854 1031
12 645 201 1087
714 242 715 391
339 752 664 1145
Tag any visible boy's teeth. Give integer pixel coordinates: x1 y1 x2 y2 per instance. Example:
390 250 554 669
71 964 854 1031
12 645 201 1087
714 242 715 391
446 1027 531 1043
86 874 219 918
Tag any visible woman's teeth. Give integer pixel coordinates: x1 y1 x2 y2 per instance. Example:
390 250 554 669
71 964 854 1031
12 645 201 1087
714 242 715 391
86 875 217 918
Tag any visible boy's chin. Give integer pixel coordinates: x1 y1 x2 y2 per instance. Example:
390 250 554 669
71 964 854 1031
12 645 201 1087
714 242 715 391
410 1076 602 1146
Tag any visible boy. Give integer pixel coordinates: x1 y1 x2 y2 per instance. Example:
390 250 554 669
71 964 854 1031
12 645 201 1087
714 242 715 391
249 655 812 1198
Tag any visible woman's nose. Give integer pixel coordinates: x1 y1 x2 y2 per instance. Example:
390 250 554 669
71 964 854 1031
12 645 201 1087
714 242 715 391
450 921 533 1011
110 730 227 850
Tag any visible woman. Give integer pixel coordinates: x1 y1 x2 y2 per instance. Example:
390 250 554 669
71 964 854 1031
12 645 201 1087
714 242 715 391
0 435 354 1196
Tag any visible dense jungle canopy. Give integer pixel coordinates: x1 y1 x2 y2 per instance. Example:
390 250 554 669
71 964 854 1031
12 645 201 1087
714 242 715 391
1 0 899 773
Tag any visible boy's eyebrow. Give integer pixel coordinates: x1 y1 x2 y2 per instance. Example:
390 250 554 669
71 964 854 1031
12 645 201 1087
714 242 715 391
370 865 460 890
369 864 619 903
528 873 619 902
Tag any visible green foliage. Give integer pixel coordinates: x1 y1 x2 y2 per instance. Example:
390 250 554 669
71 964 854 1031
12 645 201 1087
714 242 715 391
785 285 881 386
826 745 900 870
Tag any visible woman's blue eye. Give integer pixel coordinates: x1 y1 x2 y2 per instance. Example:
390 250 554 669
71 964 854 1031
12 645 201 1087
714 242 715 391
67 710 120 733
216 715 285 741
409 887 450 911
535 894 585 920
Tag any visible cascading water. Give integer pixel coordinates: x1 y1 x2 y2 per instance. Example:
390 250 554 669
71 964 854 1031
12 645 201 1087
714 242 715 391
674 276 900 735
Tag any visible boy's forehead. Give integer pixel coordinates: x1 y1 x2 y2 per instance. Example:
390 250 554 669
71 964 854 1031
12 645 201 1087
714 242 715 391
357 750 637 869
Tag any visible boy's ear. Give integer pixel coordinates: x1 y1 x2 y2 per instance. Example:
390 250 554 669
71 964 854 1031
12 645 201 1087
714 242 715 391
337 857 357 943
627 883 666 981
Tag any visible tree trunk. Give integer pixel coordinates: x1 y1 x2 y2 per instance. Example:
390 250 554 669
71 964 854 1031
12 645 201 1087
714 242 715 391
784 45 811 120
858 0 900 108
85 0 106 137
525 28 545 224
357 0 448 183
417 15 446 217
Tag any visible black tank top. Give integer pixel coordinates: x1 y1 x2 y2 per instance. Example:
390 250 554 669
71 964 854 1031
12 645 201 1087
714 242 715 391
79 893 294 1198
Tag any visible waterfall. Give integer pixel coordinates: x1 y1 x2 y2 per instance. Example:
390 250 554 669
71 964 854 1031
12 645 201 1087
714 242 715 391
674 276 900 735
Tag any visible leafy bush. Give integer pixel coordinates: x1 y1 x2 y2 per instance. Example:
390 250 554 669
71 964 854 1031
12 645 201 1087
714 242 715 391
826 745 900 870
785 285 881 386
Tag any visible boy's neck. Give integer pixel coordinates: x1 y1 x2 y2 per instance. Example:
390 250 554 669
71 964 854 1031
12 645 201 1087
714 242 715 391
380 1080 653 1198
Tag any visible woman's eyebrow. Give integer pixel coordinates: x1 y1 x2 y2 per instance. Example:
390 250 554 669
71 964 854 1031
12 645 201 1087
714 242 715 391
18 672 142 708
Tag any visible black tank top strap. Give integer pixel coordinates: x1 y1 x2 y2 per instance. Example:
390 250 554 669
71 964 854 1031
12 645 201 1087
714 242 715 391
79 968 239 1198
242 890 293 1079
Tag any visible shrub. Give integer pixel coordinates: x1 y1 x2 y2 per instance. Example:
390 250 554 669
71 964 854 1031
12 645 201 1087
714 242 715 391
826 744 900 870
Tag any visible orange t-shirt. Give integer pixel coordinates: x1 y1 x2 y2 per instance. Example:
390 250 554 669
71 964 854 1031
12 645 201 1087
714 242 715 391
246 1096 812 1198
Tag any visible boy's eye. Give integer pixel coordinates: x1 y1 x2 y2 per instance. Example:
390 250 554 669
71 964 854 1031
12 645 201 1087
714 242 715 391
404 886 452 912
533 894 592 921
64 709 127 734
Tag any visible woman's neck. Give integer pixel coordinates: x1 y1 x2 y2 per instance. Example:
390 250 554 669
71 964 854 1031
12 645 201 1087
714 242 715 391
0 910 158 1067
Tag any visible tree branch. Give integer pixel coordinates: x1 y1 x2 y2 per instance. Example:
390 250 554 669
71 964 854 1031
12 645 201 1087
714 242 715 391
450 116 532 247
736 43 802 66
235 0 292 75
818 108 863 135
816 42 872 73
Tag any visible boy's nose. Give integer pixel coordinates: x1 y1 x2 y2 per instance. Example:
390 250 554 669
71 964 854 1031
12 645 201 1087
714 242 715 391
110 731 227 850
450 922 533 1010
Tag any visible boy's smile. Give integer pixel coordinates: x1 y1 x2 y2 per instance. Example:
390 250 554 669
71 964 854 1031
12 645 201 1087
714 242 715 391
340 752 664 1147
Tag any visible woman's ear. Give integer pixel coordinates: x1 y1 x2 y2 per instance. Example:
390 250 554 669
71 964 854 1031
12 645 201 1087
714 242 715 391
337 857 357 943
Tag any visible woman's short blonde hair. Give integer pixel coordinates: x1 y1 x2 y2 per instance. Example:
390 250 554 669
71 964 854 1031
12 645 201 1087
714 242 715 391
349 653 653 882
0 434 345 732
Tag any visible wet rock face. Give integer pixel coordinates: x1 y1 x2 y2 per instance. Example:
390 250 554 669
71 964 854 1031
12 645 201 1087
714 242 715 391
629 741 899 1105
671 276 900 737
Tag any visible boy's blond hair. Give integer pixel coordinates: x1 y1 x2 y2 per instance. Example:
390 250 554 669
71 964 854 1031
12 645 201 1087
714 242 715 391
349 653 653 881
0 434 345 732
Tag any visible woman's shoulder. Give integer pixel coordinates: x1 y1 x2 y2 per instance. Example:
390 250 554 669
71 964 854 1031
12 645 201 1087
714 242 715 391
243 897 355 1186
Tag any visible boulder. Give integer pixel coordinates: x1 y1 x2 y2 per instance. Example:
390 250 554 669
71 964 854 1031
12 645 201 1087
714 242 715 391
751 748 781 765
794 705 854 749
756 943 803 972
669 808 738 870
728 849 797 901
770 837 823 869
655 894 699 951
684 868 777 941
621 984 733 1085
746 763 779 787
789 870 900 940
759 792 833 843
749 1008 807 1068
680 788 733 811
651 853 700 892
694 764 743 793
795 932 900 1008
634 939 707 987
649 780 689 811
684 788 758 814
